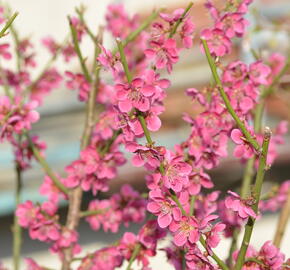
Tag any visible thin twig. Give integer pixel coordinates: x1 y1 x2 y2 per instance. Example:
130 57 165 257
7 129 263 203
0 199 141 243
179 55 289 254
273 188 290 248
0 12 18 38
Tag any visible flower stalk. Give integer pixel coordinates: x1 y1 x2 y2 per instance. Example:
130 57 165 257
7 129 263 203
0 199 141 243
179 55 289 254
234 127 271 270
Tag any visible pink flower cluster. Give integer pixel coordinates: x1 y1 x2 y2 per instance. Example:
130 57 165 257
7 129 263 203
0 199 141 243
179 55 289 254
0 96 39 141
64 143 126 195
16 200 80 257
86 184 146 232
233 241 285 270
201 0 250 57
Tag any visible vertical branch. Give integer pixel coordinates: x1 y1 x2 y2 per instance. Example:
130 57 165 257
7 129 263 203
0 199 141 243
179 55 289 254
13 162 22 270
273 189 290 248
62 25 102 270
234 127 271 270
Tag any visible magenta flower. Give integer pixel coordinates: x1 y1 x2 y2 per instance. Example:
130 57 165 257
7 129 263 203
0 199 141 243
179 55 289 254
186 169 214 195
145 38 179 73
0 43 12 59
138 220 166 250
159 8 184 23
125 141 163 169
65 71 91 102
215 12 248 38
259 241 285 270
204 223 226 249
169 216 200 247
222 61 248 83
97 44 120 75
116 78 155 113
231 128 255 159
0 96 39 141
180 18 195 48
201 28 232 57
163 151 192 192
225 191 257 219
25 258 44 270
249 61 271 85
185 245 217 270
89 246 124 270
147 189 181 228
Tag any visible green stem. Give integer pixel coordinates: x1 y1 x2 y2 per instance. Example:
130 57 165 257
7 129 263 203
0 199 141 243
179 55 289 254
169 2 193 38
170 193 187 216
201 39 260 151
27 134 69 195
68 16 92 83
0 12 18 38
234 127 271 270
13 163 22 270
126 244 141 270
200 237 229 270
227 228 239 268
137 114 153 145
116 39 132 83
189 196 195 216
80 209 106 218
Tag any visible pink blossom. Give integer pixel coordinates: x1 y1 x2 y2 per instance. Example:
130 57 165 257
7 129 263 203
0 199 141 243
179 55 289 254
125 141 163 169
105 4 138 39
0 43 11 59
25 258 44 270
0 96 39 141
42 36 59 55
147 189 181 228
163 151 192 192
39 175 68 202
249 61 271 85
201 28 231 57
259 241 285 270
231 128 255 159
69 17 85 41
138 220 166 250
225 191 257 219
65 71 91 102
30 68 62 105
97 45 121 75
116 77 155 113
169 216 200 247
204 223 225 249
145 38 179 73
82 246 123 270
185 245 217 270
222 61 248 83
186 169 213 195
159 9 184 23
215 12 248 38
180 18 195 48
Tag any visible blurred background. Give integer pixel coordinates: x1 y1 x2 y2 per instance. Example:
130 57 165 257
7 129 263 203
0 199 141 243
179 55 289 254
0 0 290 268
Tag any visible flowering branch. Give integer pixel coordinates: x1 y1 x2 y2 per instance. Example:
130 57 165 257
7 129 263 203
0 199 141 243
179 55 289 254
68 16 92 83
0 11 18 38
201 39 260 152
200 237 229 270
126 243 141 270
27 134 69 195
169 2 193 38
234 127 271 270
